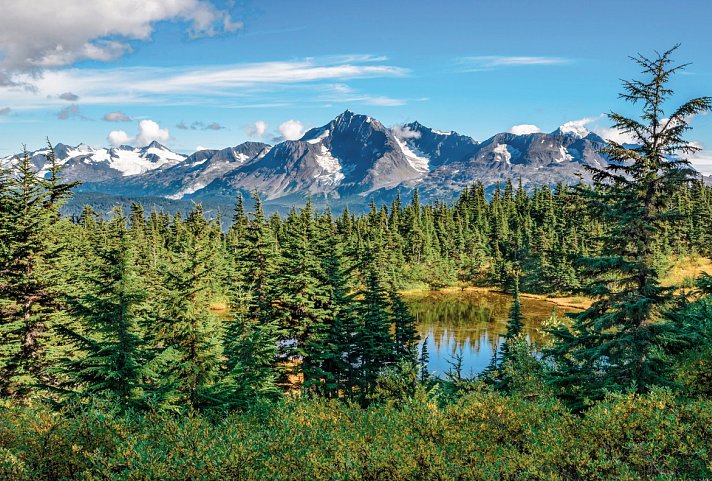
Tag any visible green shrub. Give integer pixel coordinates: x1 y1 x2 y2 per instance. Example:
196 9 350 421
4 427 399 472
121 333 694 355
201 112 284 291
0 391 710 480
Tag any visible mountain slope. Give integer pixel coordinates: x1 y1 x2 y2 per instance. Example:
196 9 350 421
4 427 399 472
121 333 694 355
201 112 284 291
79 141 271 198
1 141 185 182
206 110 427 200
4 111 628 209
416 128 608 197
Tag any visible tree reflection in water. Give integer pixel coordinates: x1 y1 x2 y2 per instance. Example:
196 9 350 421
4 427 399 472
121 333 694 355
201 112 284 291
404 291 577 377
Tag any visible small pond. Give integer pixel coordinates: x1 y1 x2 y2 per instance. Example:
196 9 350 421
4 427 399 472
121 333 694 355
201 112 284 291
404 290 578 378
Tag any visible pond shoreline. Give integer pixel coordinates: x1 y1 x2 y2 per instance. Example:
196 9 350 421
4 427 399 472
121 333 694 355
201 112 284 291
400 286 590 311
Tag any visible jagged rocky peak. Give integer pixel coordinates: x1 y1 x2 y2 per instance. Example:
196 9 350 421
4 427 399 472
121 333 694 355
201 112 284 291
145 140 167 149
14 110 684 208
402 120 453 137
301 110 389 146
396 120 479 168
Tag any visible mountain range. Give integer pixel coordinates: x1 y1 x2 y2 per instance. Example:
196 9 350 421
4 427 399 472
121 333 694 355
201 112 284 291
2 110 633 212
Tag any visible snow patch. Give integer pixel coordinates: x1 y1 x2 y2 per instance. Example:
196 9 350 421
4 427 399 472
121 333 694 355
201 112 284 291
106 148 184 176
306 129 330 144
145 146 183 162
166 180 209 200
432 129 452 136
313 145 344 185
492 143 512 163
394 137 430 173
556 146 573 163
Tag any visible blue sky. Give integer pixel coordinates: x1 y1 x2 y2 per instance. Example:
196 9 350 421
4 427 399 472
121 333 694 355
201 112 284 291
1 0 711 172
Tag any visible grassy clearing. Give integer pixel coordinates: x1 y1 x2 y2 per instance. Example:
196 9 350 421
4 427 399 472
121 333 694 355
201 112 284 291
661 255 712 288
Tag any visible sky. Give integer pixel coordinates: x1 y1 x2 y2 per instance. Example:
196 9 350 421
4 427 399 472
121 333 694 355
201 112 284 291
1 0 711 173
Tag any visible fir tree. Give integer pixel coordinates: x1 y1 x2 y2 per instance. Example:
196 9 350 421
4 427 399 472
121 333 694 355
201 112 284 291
219 312 281 409
356 265 394 401
0 146 74 398
389 286 419 362
547 46 712 408
153 206 223 409
57 211 148 408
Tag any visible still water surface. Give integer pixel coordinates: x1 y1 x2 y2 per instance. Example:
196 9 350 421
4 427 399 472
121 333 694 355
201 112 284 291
404 290 577 378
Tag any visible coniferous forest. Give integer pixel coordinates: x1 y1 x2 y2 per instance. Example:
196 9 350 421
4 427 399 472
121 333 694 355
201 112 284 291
2 49 712 480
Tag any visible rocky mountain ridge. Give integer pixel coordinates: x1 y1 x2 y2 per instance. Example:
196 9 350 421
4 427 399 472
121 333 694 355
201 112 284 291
3 110 625 209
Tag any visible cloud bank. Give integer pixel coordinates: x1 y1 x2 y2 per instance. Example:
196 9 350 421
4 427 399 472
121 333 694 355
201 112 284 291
0 56 408 110
108 119 170 147
391 125 421 139
0 0 243 86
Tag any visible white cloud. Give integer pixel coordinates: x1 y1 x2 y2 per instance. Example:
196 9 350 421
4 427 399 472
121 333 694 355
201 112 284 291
364 96 405 106
593 125 637 144
509 124 541 135
320 83 407 107
556 115 640 143
0 0 242 80
554 114 638 144
689 142 712 176
108 119 170 147
103 111 132 122
278 120 305 141
391 125 421 139
458 56 570 71
245 120 269 138
0 57 407 108
108 130 132 146
135 120 170 146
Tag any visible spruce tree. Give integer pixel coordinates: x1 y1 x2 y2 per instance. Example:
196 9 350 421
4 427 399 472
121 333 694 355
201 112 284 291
0 145 75 398
547 46 712 408
220 192 283 404
298 211 353 397
389 286 419 362
500 275 524 362
272 201 330 385
419 337 430 384
153 206 223 409
483 274 526 391
57 211 148 408
236 192 279 325
356 264 394 401
219 312 281 409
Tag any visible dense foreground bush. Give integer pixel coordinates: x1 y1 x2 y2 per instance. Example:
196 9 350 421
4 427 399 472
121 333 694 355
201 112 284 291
1 389 710 480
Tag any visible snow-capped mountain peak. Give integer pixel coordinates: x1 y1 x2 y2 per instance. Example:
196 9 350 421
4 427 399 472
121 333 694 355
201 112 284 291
6 111 624 210
553 122 590 138
4 142 187 182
